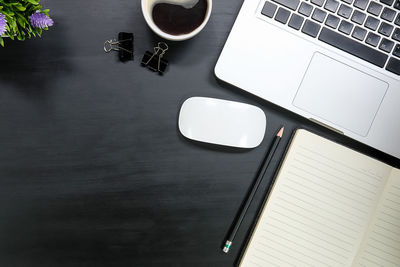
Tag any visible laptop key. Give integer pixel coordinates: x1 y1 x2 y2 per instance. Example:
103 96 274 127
366 32 381 46
275 7 291 24
311 0 325 7
351 10 366 24
302 19 321 37
393 28 400 41
272 0 300 11
380 0 394 5
352 25 367 40
396 14 400 25
354 0 368 10
379 38 395 52
394 44 400 57
381 7 396 22
318 27 388 67
386 57 400 75
299 2 314 16
341 0 353 4
289 13 305 29
324 0 340 12
325 14 341 28
367 2 383 16
378 22 394 36
312 8 328 22
339 20 354 34
338 4 353 18
262 1 278 18
395 0 400 10
365 16 380 30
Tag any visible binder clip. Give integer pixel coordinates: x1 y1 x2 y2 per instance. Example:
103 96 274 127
104 32 134 62
141 42 168 75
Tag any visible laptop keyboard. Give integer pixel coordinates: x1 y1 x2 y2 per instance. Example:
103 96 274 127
261 0 400 75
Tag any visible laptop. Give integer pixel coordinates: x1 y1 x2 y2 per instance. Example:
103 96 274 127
215 0 400 158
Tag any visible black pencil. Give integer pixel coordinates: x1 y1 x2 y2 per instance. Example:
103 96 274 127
222 126 284 253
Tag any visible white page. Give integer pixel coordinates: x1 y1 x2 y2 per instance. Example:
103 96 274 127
354 168 400 267
240 130 392 267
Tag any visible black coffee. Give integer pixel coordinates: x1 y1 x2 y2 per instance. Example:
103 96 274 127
152 0 208 36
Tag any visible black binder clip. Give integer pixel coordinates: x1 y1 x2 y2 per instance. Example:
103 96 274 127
104 32 134 62
141 42 168 75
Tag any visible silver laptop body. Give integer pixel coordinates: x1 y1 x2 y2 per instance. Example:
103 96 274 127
215 0 400 158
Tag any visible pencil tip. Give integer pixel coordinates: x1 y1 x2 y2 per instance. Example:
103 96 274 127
277 127 284 138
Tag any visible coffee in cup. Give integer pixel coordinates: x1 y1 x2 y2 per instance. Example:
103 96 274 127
141 0 212 41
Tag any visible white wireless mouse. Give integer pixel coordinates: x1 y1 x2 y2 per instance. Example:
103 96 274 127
178 97 266 148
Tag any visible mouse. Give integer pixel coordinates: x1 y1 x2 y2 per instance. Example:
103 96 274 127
178 97 266 148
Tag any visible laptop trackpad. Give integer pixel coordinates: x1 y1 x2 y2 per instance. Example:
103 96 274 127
293 53 388 136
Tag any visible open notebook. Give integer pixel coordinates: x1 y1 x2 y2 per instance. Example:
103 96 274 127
239 129 400 267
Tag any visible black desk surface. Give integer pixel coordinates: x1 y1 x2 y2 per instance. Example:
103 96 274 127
0 0 399 266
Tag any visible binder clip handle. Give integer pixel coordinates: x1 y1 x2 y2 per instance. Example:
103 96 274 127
103 32 134 62
103 39 133 54
155 42 168 55
141 42 169 75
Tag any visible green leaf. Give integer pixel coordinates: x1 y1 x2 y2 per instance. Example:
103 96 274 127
15 5 26 11
0 37 4 47
2 10 15 16
11 19 17 31
26 0 39 5
28 25 36 37
16 16 25 28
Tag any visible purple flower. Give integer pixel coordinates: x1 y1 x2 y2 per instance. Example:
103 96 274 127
0 13 6 36
30 11 53 29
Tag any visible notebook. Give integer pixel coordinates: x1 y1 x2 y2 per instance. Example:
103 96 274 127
239 129 400 267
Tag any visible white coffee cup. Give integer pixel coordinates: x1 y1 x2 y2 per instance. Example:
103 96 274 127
141 0 212 41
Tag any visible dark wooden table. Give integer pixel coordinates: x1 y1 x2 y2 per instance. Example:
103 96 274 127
0 0 398 266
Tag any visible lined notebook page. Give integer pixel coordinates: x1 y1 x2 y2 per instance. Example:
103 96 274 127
240 130 392 267
354 168 400 267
